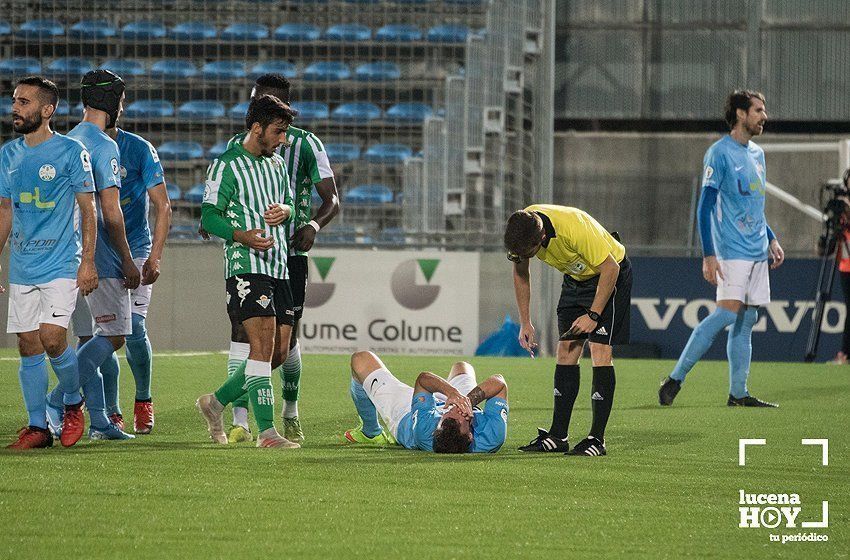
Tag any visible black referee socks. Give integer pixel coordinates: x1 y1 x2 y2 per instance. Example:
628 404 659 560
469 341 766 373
549 364 580 439
589 366 616 440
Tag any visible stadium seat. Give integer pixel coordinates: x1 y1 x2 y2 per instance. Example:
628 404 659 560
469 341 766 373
157 141 204 161
150 59 198 80
303 61 351 82
0 98 11 115
331 102 382 123
355 62 401 81
52 100 70 116
363 143 413 164
177 101 226 120
324 143 361 164
385 102 433 123
202 61 247 80
46 57 95 79
375 24 422 42
0 58 41 75
220 23 269 41
444 0 484 4
170 22 217 41
273 23 321 42
324 24 371 42
207 141 229 159
121 21 167 40
291 101 330 121
0 22 11 36
228 101 251 120
166 183 182 201
100 59 146 76
379 227 406 244
69 20 117 39
184 184 206 204
427 24 469 43
250 60 298 79
342 0 380 3
73 102 84 114
344 184 393 204
16 19 64 38
124 100 174 119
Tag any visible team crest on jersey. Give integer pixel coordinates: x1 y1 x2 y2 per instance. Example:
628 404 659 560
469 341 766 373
703 165 714 182
38 164 56 181
256 295 271 309
568 261 587 274
80 150 92 172
110 158 120 177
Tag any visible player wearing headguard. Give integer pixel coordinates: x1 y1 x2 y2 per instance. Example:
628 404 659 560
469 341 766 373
46 69 137 441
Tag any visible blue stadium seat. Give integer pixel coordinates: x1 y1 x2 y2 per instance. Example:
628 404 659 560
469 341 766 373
228 101 250 120
220 23 269 41
375 24 422 42
73 102 84 114
150 59 198 80
325 143 360 164
121 21 167 40
202 61 247 80
444 0 484 4
207 141 229 159
355 62 401 81
170 22 217 40
46 57 95 79
177 101 226 120
324 24 371 42
331 102 382 123
303 61 351 82
184 184 206 204
124 100 174 119
342 0 380 3
344 184 393 204
386 102 432 123
100 59 146 76
166 183 182 201
157 141 204 161
0 98 12 115
273 23 321 42
291 101 329 121
17 19 64 38
379 227 406 244
250 60 298 80
363 143 413 164
0 58 41 75
69 20 117 39
0 22 11 36
53 100 70 116
427 24 469 43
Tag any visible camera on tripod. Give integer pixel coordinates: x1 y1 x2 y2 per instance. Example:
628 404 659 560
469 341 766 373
817 179 850 255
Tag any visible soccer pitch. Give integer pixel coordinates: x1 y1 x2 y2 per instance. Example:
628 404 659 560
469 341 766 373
0 352 846 559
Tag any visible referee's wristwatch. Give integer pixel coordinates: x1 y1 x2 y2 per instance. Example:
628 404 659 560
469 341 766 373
587 310 601 324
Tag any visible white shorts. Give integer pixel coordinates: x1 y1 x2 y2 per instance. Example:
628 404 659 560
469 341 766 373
716 259 771 306
71 292 94 337
85 277 132 337
363 367 478 439
129 257 153 318
6 278 78 333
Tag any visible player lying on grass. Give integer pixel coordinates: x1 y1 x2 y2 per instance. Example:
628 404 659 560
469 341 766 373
343 351 509 453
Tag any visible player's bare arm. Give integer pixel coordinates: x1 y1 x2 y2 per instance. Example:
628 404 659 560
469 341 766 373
569 255 619 335
414 371 472 418
512 258 537 355
702 255 723 285
292 176 339 252
467 375 508 407
99 186 141 289
142 183 171 285
0 196 11 293
74 191 98 295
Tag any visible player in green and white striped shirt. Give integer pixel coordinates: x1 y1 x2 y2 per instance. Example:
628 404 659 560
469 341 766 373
219 74 339 445
195 95 301 449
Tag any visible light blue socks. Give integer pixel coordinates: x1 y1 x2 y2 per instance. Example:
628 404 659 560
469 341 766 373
125 313 153 401
670 307 738 383
19 353 48 429
350 378 381 437
728 307 759 398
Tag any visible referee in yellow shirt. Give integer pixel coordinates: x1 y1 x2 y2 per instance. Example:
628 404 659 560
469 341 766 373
505 204 632 456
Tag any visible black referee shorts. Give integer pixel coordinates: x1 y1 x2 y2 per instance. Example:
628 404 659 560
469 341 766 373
557 257 632 346
226 273 295 327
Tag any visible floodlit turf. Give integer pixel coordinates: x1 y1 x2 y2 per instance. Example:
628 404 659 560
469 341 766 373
0 351 846 559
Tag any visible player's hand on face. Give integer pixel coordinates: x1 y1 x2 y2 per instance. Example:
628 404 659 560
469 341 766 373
76 260 98 296
292 224 317 253
570 313 598 335
263 203 289 227
702 256 723 285
769 239 785 270
141 257 160 285
122 258 141 290
518 321 538 357
445 390 473 419
234 228 274 251
198 223 210 240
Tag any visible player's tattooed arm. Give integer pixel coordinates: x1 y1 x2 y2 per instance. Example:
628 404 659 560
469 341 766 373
467 386 486 407
467 375 508 406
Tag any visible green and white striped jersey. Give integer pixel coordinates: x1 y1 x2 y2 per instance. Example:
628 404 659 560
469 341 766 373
228 126 333 256
202 141 293 279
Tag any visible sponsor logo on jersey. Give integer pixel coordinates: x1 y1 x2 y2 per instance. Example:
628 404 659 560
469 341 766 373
96 314 117 323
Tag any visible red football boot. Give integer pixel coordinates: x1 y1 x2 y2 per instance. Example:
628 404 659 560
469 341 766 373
109 413 125 431
7 426 53 449
60 403 85 447
133 400 154 434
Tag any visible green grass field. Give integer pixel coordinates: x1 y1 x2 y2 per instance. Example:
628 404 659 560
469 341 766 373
0 352 846 559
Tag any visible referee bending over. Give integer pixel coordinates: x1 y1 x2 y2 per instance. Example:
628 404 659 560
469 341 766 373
505 204 632 456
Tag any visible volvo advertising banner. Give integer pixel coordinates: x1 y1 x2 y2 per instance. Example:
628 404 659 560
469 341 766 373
298 249 480 355
630 257 844 362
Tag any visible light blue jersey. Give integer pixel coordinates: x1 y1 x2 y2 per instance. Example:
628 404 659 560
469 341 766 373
68 122 123 278
0 134 94 285
395 393 509 453
702 135 769 261
115 128 164 259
